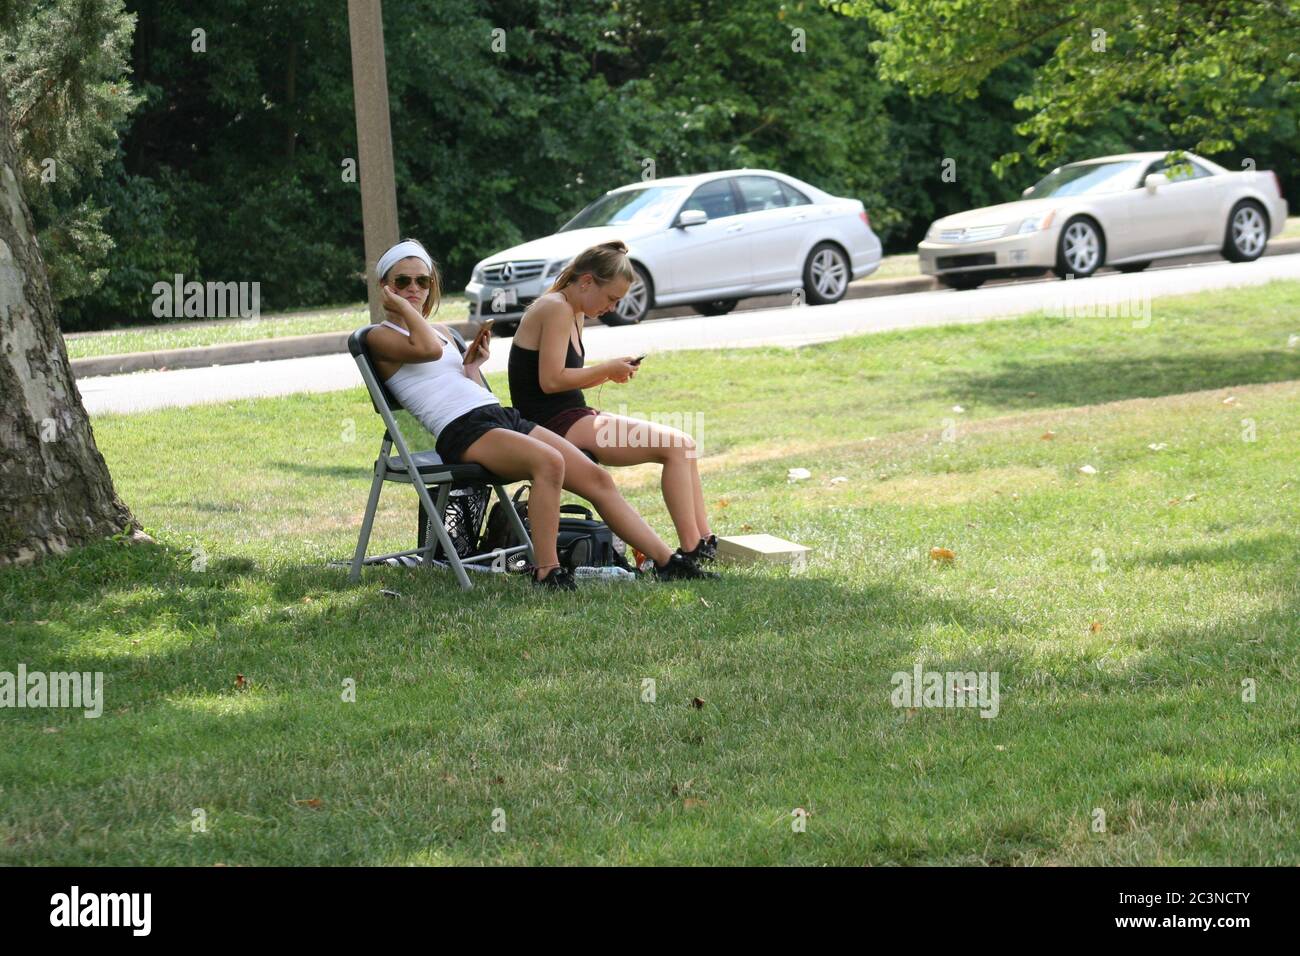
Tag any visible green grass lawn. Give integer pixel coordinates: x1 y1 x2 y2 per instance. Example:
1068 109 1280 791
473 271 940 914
4 281 1299 864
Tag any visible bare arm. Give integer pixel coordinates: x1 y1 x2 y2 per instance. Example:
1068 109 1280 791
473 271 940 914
451 325 490 388
367 286 443 364
535 297 635 392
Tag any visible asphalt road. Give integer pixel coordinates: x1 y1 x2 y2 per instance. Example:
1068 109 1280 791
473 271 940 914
78 252 1300 416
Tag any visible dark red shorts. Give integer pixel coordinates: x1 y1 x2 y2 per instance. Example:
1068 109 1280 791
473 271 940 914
541 406 599 438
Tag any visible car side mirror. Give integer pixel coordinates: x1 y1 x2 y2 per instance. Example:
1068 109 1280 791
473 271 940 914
1144 173 1168 194
676 209 708 228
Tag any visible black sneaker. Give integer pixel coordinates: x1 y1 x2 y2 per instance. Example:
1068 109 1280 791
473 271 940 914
653 552 719 581
696 534 718 562
532 566 577 591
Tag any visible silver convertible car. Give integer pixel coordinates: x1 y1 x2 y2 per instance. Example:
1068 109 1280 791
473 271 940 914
464 169 882 330
918 151 1289 290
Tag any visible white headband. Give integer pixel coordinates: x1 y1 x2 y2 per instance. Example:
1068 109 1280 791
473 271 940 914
376 240 432 281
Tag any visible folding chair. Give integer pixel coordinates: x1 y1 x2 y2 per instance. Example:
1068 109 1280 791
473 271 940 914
347 324 533 590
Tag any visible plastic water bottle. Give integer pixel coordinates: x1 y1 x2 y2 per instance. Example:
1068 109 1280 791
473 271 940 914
573 565 637 582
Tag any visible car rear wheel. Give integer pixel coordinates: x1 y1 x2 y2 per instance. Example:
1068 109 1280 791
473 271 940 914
1053 217 1105 279
1222 201 1268 262
600 262 652 325
803 242 851 305
1115 261 1150 273
937 274 985 291
691 299 738 317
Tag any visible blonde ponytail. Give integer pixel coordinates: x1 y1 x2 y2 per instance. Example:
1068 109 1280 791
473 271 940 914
547 240 635 293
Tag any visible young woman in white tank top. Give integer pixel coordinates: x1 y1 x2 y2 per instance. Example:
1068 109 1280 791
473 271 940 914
364 239 715 589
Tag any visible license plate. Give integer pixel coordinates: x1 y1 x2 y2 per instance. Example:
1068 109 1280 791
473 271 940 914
488 287 518 313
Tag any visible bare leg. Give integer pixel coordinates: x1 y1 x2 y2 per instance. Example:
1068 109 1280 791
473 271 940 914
528 427 673 566
460 428 565 578
566 414 704 550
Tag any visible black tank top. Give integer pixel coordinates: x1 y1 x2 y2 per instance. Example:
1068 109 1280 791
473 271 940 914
508 332 589 425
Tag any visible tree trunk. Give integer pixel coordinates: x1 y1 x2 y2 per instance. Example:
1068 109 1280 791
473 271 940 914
0 96 135 566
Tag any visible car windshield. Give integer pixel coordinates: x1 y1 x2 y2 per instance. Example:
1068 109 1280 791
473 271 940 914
559 186 685 231
1024 161 1142 198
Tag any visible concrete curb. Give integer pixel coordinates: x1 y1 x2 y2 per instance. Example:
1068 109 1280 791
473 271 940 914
69 239 1300 378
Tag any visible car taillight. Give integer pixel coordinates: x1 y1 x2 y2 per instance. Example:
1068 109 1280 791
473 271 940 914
1273 171 1284 200
860 210 871 229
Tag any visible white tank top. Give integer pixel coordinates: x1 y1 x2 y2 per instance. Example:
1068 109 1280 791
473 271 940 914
380 322 499 435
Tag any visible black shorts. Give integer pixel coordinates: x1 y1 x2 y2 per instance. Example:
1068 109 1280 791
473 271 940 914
435 404 537 464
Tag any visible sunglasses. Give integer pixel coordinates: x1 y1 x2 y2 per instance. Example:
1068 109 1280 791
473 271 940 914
389 274 431 290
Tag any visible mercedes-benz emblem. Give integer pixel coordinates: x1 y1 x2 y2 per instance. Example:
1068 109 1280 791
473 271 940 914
499 262 514 282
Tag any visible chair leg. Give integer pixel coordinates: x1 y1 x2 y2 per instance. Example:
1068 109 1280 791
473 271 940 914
495 483 534 564
423 483 452 569
349 468 387 582
412 479 473 590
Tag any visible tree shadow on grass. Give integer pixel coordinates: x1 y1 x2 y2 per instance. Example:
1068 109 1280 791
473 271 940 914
1132 532 1300 569
948 350 1300 411
6 533 1295 864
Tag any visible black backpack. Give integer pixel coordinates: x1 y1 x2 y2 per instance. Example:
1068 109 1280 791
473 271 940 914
479 484 630 571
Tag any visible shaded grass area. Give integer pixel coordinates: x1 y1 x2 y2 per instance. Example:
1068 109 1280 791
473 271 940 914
3 280 1299 864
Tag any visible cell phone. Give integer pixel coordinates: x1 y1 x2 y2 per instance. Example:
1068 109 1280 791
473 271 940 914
467 320 494 360
630 354 647 366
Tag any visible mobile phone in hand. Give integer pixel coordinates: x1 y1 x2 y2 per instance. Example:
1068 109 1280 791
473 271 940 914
630 354 647 366
467 320 494 361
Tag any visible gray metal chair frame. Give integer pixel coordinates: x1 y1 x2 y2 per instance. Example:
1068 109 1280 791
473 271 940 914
347 324 533 590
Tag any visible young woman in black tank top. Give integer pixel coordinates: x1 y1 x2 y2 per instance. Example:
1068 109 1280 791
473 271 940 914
508 240 718 566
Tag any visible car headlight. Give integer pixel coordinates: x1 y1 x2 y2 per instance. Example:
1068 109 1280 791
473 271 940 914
1016 211 1056 234
545 258 571 278
926 224 942 241
471 265 485 283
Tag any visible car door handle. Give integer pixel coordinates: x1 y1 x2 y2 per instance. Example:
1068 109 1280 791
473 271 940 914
792 214 807 221
725 225 744 233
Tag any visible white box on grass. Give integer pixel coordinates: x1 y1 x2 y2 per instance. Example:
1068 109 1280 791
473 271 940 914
716 534 810 571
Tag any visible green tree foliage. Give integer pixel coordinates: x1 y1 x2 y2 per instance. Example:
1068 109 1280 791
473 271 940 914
9 0 1296 329
842 0 1300 178
0 0 141 324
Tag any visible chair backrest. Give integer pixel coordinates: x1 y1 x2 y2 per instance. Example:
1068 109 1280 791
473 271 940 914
348 323 484 420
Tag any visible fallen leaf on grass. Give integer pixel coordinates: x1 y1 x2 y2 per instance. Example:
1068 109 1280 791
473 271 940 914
1079 464 1098 475
234 674 248 690
1148 442 1168 451
379 588 402 599
1222 396 1237 405
43 727 60 734
683 798 707 810
690 697 706 709
1040 430 1056 440
1090 621 1103 633
787 467 812 482
716 498 730 509
929 547 956 563
952 405 965 413
295 798 322 809
830 476 848 485
699 597 711 608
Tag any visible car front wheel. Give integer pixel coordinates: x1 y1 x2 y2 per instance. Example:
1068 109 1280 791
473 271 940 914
600 262 653 325
1223 201 1268 262
803 242 851 305
1053 217 1105 279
